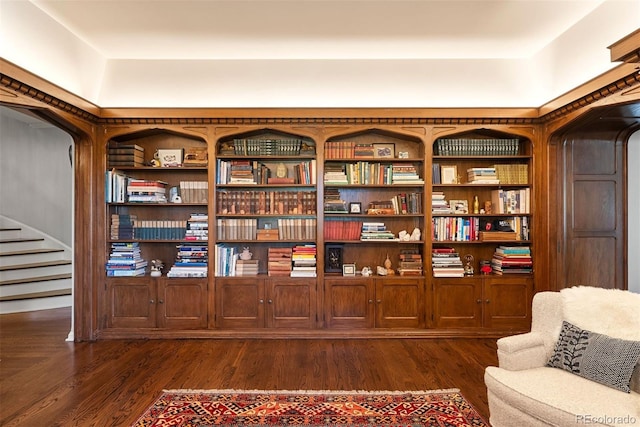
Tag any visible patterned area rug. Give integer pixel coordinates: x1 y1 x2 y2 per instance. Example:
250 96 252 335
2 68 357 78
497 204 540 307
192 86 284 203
132 388 489 426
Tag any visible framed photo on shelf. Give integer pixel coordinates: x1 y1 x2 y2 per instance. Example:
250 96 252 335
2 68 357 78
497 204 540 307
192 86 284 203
450 199 469 214
349 202 362 214
342 263 356 276
325 244 344 273
373 143 395 159
440 165 458 184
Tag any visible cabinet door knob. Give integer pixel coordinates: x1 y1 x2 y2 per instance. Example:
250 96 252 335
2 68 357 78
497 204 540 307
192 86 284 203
150 299 155 304
259 299 264 304
368 299 374 304
376 299 382 304
476 299 482 304
268 299 273 304
158 299 164 304
485 299 490 304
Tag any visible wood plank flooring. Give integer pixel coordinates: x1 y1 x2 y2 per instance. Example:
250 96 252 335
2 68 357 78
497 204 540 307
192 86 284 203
0 308 499 426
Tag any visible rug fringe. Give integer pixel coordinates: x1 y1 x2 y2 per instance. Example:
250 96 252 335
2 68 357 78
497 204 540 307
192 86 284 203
161 388 461 395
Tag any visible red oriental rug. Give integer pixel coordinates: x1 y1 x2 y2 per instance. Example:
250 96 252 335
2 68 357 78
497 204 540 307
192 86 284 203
132 388 489 426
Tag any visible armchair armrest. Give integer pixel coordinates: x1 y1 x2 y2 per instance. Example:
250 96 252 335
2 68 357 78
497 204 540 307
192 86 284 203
497 331 548 371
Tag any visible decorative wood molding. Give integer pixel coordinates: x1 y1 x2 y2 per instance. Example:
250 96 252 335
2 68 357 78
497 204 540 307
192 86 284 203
2 67 639 128
609 28 640 63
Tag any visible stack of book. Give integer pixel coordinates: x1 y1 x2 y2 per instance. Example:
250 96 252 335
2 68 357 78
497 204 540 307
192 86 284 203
185 213 208 241
390 192 423 214
228 160 256 184
431 247 464 277
360 222 396 241
398 250 423 276
108 143 145 168
110 214 136 239
291 244 317 277
323 188 347 213
236 259 259 276
467 167 499 184
431 192 452 214
268 247 293 276
490 188 530 214
127 178 167 203
392 163 424 185
167 243 208 277
491 245 532 275
324 164 348 185
106 242 147 276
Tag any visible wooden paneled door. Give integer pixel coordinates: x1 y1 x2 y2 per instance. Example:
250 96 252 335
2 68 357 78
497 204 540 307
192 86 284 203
556 130 626 290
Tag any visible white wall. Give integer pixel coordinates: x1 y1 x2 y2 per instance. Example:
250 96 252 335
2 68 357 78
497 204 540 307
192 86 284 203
629 131 640 294
0 108 73 246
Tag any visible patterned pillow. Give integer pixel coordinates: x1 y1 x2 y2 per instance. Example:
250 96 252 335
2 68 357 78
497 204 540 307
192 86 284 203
547 321 640 392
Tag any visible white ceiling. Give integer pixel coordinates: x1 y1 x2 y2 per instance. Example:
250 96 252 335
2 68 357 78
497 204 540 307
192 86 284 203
1 0 639 108
29 0 606 60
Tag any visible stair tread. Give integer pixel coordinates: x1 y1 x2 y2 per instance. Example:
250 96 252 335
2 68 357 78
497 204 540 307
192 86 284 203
0 228 21 231
0 237 45 244
0 248 65 257
0 288 72 302
0 259 71 271
0 273 72 286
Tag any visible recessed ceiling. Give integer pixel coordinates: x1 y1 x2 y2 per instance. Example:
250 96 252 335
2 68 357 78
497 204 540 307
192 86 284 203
2 0 638 108
31 0 605 60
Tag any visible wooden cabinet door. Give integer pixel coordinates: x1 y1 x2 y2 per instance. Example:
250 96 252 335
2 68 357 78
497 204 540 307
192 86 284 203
158 278 208 329
107 278 157 328
432 278 482 328
375 277 425 328
267 278 317 329
216 278 265 328
325 278 374 328
483 277 532 330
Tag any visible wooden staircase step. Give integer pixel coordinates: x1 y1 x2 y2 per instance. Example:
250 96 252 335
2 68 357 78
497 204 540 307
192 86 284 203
0 288 72 302
0 227 21 232
0 248 65 257
0 259 71 272
0 237 45 244
0 273 72 286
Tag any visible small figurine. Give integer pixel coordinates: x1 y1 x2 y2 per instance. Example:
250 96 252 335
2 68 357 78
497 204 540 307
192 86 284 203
240 247 253 260
361 266 372 277
384 254 395 275
398 230 410 241
376 266 388 276
464 254 475 276
410 228 421 241
150 259 164 277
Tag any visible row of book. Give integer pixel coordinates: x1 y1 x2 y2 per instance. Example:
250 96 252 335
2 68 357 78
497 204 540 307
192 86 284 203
431 216 530 242
177 181 208 203
110 213 207 241
324 162 423 186
324 220 363 240
431 189 530 215
216 159 317 185
325 141 383 159
216 190 317 215
166 244 208 277
226 138 311 156
434 138 521 156
106 242 147 276
216 218 317 241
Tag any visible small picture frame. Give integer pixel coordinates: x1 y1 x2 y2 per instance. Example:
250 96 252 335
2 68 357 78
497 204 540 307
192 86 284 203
342 263 356 276
440 165 458 184
397 151 409 159
450 199 469 214
373 143 395 159
325 244 343 273
349 202 362 214
157 149 183 167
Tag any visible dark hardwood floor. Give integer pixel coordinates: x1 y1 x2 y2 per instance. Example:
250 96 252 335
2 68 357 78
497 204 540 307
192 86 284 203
0 308 499 426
